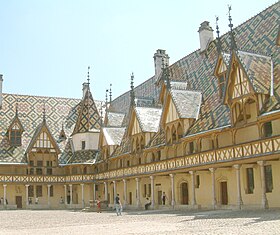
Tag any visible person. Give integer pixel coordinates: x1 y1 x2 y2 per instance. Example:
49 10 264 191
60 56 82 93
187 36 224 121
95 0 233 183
145 197 151 210
0 197 3 205
60 197 64 204
28 197 32 205
35 197 39 204
115 193 122 216
96 196 101 213
162 192 167 205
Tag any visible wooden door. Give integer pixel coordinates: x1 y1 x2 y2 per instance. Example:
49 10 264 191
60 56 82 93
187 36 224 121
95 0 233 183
158 190 162 205
181 183 189 205
16 196 22 209
129 192 132 205
221 182 228 205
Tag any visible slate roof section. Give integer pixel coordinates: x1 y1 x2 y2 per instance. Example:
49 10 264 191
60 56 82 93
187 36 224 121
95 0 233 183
135 107 162 133
170 89 202 119
103 127 126 146
170 81 188 90
106 112 126 127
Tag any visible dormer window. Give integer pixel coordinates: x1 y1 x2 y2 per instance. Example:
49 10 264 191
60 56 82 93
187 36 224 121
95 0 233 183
10 123 22 146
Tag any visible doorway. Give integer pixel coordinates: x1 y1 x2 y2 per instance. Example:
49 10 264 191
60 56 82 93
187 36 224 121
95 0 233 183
129 192 132 205
16 196 22 209
220 182 228 205
157 190 162 205
181 183 189 205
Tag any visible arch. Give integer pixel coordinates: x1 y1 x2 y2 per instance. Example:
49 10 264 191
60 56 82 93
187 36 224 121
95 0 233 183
244 97 257 122
177 122 184 139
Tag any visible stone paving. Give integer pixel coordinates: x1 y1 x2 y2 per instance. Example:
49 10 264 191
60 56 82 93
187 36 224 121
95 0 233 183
0 209 279 235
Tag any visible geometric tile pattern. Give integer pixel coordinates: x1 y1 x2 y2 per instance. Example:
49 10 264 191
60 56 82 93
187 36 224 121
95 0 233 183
72 89 102 134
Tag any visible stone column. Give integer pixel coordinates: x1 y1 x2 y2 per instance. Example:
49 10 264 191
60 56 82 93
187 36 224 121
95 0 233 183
258 161 268 209
93 183 96 201
81 184 85 208
104 182 108 201
25 185 29 206
189 171 197 206
170 174 175 207
69 184 73 206
3 185 7 206
233 165 243 209
47 185 51 207
135 178 141 208
209 168 216 209
64 185 67 205
123 179 127 208
150 175 155 209
113 180 117 201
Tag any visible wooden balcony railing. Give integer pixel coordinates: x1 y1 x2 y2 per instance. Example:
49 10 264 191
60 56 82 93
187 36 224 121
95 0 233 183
0 135 279 184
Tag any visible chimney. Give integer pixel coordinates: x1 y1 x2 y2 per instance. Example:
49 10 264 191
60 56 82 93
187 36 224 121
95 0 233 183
198 21 214 52
82 82 90 98
0 74 3 109
153 49 169 80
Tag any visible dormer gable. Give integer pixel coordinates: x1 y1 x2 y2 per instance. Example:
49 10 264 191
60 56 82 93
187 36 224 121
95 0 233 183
224 50 272 106
214 53 230 100
7 113 24 147
26 120 61 155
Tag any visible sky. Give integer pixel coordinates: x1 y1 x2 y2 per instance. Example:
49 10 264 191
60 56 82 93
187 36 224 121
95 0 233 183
0 0 277 101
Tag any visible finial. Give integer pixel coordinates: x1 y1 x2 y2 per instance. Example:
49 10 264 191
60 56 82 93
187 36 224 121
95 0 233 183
15 100 19 116
215 16 222 53
100 102 103 126
130 72 135 106
109 83 112 103
228 5 237 50
105 89 108 104
87 66 90 85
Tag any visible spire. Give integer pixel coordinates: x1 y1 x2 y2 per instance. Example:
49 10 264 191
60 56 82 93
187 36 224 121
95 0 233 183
215 16 222 53
105 89 108 112
162 58 170 89
109 83 112 103
228 5 237 50
130 72 135 106
99 101 103 127
43 103 46 122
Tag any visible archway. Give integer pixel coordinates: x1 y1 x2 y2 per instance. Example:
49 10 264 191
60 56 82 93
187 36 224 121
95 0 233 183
181 182 189 205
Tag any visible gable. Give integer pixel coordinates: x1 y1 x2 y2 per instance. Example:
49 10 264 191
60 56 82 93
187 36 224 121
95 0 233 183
131 114 141 135
165 94 179 124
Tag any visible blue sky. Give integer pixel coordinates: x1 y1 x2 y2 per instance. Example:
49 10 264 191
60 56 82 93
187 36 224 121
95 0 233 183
0 0 277 101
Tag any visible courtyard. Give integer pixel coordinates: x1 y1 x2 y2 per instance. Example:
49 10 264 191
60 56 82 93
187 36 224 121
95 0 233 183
0 209 279 235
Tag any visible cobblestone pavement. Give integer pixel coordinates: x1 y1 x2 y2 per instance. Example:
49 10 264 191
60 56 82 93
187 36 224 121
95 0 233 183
0 209 279 235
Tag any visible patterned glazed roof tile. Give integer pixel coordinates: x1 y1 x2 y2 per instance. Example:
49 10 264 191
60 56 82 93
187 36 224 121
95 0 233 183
170 89 202 119
106 112 125 127
67 150 98 164
111 136 131 158
135 107 162 133
72 89 102 134
236 50 271 94
103 127 126 146
147 128 165 148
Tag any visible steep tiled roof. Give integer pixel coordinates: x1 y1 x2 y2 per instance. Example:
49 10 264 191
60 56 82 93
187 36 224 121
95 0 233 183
103 127 126 146
147 128 165 149
67 150 98 164
170 89 202 119
111 136 131 158
106 112 125 127
0 93 104 164
72 89 102 134
135 107 162 133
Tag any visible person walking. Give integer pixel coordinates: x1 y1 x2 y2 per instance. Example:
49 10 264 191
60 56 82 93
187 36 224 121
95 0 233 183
115 194 122 216
162 192 167 205
96 196 102 213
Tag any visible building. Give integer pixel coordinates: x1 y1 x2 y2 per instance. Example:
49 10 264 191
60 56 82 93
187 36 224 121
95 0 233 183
0 2 279 210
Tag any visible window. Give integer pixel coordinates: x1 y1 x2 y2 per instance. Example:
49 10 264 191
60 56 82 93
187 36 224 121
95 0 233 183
29 168 34 175
265 165 273 193
81 141 86 150
195 175 200 188
46 168 52 175
36 168 42 175
50 185 54 197
34 131 52 148
36 185 43 197
30 161 34 166
37 161 43 167
263 122 272 137
127 160 130 167
246 168 254 194
10 129 22 146
46 161 52 167
28 185 34 197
